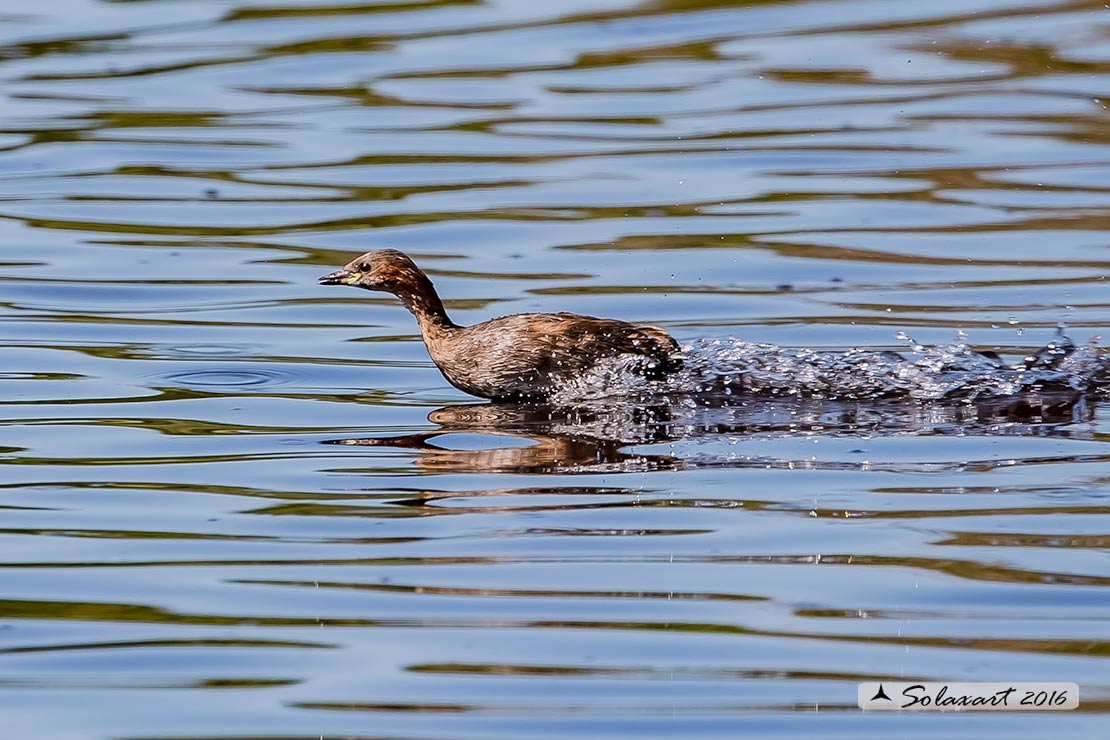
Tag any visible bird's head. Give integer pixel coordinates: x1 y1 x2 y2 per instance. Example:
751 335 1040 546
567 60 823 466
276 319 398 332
318 249 422 292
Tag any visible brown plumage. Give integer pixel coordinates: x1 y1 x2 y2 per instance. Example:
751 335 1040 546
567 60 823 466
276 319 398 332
318 249 682 401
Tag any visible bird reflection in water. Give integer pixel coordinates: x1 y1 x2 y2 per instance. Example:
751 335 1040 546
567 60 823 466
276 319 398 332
323 392 1096 476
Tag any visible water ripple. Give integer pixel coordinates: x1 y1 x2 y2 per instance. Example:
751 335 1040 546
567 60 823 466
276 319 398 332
154 367 302 388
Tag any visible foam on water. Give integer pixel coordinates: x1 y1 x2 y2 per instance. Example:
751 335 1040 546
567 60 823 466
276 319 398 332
549 332 1110 406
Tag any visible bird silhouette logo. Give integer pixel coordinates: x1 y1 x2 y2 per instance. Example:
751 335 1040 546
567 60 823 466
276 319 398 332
870 684 892 701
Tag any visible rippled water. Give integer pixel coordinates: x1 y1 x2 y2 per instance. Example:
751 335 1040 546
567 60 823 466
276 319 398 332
2 1 1109 738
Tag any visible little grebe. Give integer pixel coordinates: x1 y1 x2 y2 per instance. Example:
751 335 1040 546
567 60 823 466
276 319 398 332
319 250 682 401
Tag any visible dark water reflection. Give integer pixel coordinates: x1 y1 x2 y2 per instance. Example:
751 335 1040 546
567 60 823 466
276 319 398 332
2 0 1110 738
326 393 1103 474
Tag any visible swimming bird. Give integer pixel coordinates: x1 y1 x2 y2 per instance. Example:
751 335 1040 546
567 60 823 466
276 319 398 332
318 250 682 401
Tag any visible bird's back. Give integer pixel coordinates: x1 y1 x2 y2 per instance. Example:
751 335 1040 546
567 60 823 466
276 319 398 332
424 312 681 401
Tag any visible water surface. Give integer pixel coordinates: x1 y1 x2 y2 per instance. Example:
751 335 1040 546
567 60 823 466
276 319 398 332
1 0 1109 738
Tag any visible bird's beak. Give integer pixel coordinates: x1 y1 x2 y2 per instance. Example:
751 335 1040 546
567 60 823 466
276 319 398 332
318 269 359 286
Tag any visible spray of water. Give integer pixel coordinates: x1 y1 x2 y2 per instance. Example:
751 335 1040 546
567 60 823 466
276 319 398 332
549 332 1109 405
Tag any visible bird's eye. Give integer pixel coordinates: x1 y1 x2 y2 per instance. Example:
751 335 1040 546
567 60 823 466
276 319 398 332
359 262 370 271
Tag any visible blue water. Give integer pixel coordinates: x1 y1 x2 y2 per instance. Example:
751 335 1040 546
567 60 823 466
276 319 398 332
0 1 1108 738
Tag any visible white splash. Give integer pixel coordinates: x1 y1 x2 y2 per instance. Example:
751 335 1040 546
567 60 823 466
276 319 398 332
548 333 1109 404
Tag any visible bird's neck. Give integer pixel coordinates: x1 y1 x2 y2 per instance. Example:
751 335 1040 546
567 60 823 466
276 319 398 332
389 271 457 339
